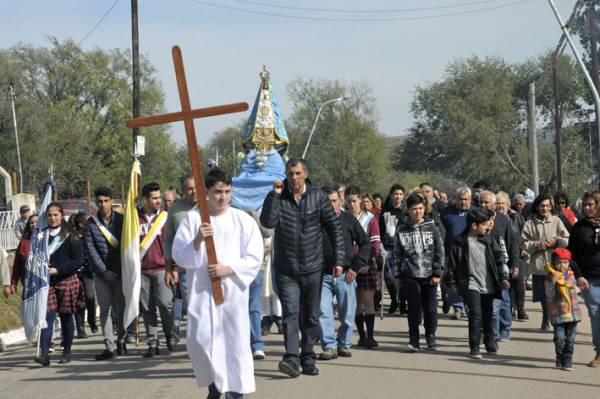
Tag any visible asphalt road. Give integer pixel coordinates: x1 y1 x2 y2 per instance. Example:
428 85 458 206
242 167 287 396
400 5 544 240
1 296 599 399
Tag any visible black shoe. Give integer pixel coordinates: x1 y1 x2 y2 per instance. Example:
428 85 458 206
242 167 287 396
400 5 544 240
301 364 319 376
166 336 178 352
278 360 300 378
90 325 99 334
388 301 398 315
143 346 159 358
469 349 482 359
95 349 115 361
517 312 529 321
442 302 450 314
426 335 438 351
59 354 71 364
365 338 378 349
76 328 88 339
34 356 50 366
541 319 550 331
116 341 128 356
357 338 365 347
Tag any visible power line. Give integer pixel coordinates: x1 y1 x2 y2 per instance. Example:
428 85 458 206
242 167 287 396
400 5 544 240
189 0 532 22
78 0 121 46
233 0 512 14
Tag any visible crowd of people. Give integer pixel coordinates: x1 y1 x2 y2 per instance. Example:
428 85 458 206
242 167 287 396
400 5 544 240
2 159 600 398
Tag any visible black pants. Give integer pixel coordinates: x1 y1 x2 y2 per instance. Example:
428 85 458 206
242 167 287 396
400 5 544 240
509 275 525 315
276 270 322 368
403 278 438 346
76 274 96 329
466 290 496 351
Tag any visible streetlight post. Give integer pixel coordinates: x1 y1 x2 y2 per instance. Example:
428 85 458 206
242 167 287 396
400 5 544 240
9 85 23 193
302 96 350 159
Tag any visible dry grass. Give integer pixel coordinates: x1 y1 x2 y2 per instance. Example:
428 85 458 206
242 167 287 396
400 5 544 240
0 252 23 332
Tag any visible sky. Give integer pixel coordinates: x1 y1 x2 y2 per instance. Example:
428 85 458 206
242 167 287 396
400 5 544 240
0 0 579 147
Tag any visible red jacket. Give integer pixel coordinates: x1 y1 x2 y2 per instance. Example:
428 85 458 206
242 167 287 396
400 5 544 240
139 209 167 275
11 238 30 286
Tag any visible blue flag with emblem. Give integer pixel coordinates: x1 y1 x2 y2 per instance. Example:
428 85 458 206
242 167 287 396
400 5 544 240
20 180 55 342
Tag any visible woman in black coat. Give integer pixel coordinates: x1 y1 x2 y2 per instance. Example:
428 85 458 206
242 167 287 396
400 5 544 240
35 202 84 366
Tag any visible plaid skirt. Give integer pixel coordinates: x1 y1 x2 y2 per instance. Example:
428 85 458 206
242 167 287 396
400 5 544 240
356 267 378 291
47 274 85 314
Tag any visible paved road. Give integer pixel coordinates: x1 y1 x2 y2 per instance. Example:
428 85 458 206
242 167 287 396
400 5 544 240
1 296 599 399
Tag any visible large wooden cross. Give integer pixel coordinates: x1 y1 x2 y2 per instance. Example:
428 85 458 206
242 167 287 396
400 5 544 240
126 46 249 305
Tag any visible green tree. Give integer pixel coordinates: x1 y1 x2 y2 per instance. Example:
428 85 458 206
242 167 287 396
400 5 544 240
0 38 182 201
285 78 391 193
398 56 530 191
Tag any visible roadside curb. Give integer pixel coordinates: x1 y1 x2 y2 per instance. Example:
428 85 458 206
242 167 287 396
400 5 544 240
0 327 28 352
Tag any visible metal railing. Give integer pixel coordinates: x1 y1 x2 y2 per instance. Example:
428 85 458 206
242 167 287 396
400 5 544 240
0 211 19 250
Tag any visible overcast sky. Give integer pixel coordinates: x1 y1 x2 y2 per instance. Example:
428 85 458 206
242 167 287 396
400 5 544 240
0 0 578 146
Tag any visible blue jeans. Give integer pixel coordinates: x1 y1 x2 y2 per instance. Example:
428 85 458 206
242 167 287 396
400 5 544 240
276 270 322 368
492 288 512 339
554 322 577 366
319 272 357 349
249 270 264 352
172 268 187 338
443 282 466 313
582 279 600 356
208 383 242 398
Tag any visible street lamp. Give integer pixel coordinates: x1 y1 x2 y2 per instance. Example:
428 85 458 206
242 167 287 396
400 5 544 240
302 96 351 159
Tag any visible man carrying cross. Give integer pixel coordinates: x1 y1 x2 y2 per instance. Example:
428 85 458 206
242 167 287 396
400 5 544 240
172 168 263 398
126 45 252 396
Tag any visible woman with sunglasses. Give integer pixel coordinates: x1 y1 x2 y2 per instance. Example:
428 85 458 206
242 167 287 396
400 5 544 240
522 193 570 330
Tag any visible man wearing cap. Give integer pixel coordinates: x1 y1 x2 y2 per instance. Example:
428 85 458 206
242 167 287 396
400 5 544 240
14 205 32 240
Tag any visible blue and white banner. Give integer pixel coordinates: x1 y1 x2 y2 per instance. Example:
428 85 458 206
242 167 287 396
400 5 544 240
20 180 54 342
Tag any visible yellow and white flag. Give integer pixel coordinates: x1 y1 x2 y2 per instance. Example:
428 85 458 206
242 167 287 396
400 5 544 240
121 159 141 329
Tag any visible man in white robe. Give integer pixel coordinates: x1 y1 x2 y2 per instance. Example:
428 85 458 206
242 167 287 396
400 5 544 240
172 169 263 399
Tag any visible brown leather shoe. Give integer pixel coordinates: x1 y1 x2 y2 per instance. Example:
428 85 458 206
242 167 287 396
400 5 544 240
588 356 600 367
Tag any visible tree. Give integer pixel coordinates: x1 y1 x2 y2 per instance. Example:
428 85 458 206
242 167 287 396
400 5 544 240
285 78 391 193
0 38 182 202
398 56 529 191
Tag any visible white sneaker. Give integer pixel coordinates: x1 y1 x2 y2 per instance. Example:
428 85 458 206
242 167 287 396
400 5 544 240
406 344 419 353
253 350 266 360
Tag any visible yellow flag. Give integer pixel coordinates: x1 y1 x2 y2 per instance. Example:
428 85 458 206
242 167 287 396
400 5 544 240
121 159 141 328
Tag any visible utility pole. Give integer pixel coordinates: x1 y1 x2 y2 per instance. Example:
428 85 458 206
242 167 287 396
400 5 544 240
131 0 141 156
232 140 236 176
552 64 563 190
528 83 540 196
9 85 23 193
590 1 600 173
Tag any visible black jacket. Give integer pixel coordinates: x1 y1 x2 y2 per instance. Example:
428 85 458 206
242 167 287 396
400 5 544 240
491 212 521 271
379 205 406 249
395 219 445 279
49 234 84 284
323 211 370 274
84 211 124 275
260 180 344 276
446 232 509 299
569 218 600 280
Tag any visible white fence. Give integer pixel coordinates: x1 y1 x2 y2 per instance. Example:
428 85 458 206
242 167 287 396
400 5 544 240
0 211 19 250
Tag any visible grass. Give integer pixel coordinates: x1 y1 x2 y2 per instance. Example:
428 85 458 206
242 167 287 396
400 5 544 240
0 252 23 333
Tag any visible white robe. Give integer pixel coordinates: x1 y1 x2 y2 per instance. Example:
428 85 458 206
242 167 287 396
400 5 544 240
172 207 263 394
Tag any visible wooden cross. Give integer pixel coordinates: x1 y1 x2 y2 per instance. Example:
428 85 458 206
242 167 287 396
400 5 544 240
126 45 249 305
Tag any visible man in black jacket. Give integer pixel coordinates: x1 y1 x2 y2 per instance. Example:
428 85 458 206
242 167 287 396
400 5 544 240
479 191 520 341
446 208 510 359
261 159 344 378
84 187 125 361
318 188 370 361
